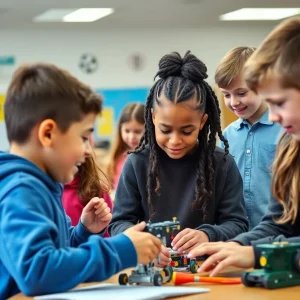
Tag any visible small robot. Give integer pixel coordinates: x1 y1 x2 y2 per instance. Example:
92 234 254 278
242 242 300 289
118 219 181 286
169 249 198 273
119 262 173 286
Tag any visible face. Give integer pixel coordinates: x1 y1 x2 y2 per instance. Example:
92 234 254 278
220 75 267 125
121 119 144 150
152 95 208 159
42 113 97 183
257 78 300 141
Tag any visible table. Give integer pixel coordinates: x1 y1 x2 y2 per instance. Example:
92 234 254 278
10 268 300 300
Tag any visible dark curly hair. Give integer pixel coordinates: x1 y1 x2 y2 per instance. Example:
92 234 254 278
132 51 229 216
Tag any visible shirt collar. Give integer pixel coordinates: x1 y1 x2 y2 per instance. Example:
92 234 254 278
234 109 273 130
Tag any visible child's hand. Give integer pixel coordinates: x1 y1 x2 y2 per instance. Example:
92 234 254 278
155 245 172 267
81 197 112 234
171 229 209 253
124 222 161 265
188 242 254 276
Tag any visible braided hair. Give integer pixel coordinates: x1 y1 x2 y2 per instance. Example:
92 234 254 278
132 51 229 217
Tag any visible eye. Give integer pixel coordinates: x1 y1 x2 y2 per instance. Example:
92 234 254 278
160 129 171 134
223 94 230 99
182 131 193 136
82 137 89 142
238 92 248 97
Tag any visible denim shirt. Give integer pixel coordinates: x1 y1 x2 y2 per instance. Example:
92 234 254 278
221 110 283 229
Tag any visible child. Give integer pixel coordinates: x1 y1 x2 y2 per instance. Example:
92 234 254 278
63 154 113 237
109 51 248 265
188 17 300 276
107 103 145 190
0 63 161 299
215 47 283 229
63 132 113 237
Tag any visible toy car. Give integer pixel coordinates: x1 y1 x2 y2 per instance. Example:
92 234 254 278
146 218 181 247
118 262 173 286
242 242 300 289
169 249 198 273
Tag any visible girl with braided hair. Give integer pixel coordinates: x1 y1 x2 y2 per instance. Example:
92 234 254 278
108 51 248 266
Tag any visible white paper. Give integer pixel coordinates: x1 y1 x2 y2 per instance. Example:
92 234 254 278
35 283 210 300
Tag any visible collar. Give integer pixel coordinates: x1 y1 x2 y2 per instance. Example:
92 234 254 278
234 109 273 131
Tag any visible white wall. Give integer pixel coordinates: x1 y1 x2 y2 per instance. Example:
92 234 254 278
0 24 276 150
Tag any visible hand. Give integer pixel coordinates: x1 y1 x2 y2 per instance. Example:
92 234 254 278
171 229 209 253
155 245 172 267
188 242 254 276
81 197 112 234
124 222 162 265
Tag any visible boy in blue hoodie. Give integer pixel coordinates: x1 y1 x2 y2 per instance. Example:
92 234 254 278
0 63 161 299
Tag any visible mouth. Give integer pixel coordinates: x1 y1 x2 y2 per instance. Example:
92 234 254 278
234 107 247 114
167 147 184 154
284 126 294 133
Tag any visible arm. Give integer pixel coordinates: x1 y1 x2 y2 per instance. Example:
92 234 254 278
231 196 293 245
0 184 137 296
197 156 249 241
108 157 144 236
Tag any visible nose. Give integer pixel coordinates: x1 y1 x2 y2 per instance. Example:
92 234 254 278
85 140 93 156
268 108 281 123
230 96 241 108
169 133 182 146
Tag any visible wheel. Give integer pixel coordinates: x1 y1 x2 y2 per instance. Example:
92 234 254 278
190 260 198 274
293 251 300 272
118 273 128 285
242 272 256 287
153 273 163 286
163 266 173 282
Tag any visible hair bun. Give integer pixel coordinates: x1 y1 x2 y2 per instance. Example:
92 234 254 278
155 51 208 82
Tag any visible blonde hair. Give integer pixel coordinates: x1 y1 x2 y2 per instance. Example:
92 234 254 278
215 47 256 88
107 103 145 181
244 17 300 224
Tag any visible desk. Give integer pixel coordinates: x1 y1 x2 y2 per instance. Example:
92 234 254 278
10 268 300 300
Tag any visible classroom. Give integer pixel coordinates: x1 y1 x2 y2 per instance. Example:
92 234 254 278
1 0 300 299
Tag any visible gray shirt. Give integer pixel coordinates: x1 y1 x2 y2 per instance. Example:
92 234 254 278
108 146 248 242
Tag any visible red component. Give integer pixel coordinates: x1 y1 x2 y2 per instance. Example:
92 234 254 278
170 234 175 241
170 261 176 267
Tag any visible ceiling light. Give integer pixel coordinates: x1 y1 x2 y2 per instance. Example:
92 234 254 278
220 8 300 21
62 8 114 22
34 9 75 22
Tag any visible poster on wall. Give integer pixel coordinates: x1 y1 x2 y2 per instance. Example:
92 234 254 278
95 87 149 143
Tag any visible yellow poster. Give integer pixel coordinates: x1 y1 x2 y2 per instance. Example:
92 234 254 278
97 107 114 136
0 94 5 122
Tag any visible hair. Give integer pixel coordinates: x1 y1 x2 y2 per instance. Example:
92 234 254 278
4 62 102 144
243 17 300 224
215 46 256 88
76 154 111 205
132 51 229 217
107 103 145 181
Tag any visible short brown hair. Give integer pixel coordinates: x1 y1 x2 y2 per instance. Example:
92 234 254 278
243 17 300 224
215 47 256 88
4 63 102 144
244 17 300 92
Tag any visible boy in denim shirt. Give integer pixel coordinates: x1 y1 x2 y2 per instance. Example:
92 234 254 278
215 47 282 229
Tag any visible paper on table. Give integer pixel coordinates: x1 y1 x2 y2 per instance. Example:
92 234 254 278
35 283 210 300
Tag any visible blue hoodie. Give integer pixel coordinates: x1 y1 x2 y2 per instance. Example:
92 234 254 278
0 152 137 299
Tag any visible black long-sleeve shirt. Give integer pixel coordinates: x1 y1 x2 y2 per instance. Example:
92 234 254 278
108 146 248 242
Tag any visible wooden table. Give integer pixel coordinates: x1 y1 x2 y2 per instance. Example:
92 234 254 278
10 268 300 300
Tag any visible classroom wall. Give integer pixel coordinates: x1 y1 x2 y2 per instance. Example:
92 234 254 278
0 24 276 150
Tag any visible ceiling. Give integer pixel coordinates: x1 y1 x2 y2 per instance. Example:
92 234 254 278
0 0 299 30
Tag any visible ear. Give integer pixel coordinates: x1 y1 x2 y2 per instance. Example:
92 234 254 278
37 119 58 148
199 113 208 130
151 108 155 123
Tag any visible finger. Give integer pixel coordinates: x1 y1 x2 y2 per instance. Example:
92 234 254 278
94 199 106 210
178 238 198 253
197 251 228 273
132 221 146 232
161 245 170 257
173 232 195 251
100 213 112 222
171 229 190 246
96 207 110 218
209 258 233 277
188 244 223 259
